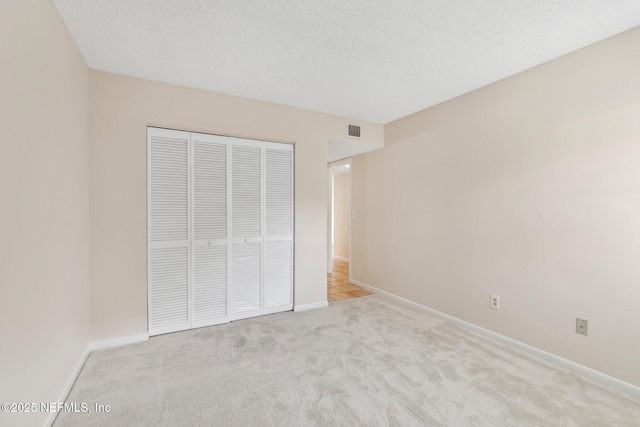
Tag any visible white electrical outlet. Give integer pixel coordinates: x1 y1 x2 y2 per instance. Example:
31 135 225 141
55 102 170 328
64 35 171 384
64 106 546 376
576 318 588 336
490 295 500 309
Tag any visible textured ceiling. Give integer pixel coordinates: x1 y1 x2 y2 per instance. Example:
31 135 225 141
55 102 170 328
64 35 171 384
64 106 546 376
52 1 640 124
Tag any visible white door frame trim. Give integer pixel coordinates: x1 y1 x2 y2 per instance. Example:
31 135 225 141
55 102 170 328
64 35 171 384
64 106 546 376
327 158 352 277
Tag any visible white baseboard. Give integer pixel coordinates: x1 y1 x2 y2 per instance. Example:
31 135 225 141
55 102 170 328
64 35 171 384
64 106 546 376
88 333 149 352
332 255 350 262
350 279 640 398
44 333 150 427
44 346 90 427
294 300 329 312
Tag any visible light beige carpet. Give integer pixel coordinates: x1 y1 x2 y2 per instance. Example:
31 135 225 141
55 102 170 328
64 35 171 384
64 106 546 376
55 295 640 426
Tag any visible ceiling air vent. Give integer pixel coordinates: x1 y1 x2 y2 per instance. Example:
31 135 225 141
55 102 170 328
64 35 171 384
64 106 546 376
347 124 361 139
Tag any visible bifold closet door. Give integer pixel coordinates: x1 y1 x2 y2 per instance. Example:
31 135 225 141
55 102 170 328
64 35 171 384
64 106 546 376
148 128 191 335
230 143 263 320
263 147 293 315
148 128 293 335
228 141 294 320
191 133 229 328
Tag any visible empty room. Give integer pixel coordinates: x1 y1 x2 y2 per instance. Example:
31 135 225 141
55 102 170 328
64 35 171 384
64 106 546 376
2 0 640 426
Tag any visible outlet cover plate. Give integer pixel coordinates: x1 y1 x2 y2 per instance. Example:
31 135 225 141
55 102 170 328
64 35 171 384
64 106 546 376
576 318 588 335
490 295 500 309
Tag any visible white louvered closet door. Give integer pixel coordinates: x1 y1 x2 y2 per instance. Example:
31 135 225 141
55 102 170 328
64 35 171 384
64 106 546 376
148 128 191 335
149 128 294 335
230 142 263 320
191 133 229 328
264 146 294 314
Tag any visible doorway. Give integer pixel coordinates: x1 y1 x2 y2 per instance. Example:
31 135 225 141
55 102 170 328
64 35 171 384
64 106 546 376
327 159 372 302
331 163 350 265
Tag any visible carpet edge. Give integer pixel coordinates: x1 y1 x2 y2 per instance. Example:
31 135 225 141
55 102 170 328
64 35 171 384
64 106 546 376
350 278 640 398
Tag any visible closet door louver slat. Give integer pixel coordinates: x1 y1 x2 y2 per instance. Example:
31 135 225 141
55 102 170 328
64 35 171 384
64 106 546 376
232 145 262 238
264 240 292 310
150 247 189 327
265 149 293 237
230 242 262 319
193 139 227 240
149 136 188 242
192 245 227 324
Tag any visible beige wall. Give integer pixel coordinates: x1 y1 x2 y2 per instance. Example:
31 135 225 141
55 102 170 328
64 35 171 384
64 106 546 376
4 1 637 419
0 0 91 425
90 71 383 340
352 27 640 386
333 172 350 260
